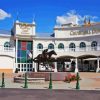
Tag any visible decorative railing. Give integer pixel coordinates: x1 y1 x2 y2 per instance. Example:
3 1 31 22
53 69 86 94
17 63 33 72
37 45 100 53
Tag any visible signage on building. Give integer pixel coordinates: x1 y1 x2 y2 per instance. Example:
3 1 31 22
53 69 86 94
19 23 32 34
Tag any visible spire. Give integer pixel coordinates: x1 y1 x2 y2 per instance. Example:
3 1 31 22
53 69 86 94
16 12 19 23
32 14 35 25
84 17 87 25
88 17 91 25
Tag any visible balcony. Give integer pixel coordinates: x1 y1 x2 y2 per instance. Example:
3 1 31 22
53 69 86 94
56 46 100 52
37 46 100 52
55 45 100 57
36 45 100 57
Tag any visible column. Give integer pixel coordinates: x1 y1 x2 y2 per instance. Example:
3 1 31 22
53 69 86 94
33 40 37 72
75 58 79 73
15 38 18 72
54 62 57 72
34 62 37 72
13 57 15 73
96 57 100 72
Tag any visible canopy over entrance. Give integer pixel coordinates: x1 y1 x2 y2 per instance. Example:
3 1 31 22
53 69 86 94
78 55 97 59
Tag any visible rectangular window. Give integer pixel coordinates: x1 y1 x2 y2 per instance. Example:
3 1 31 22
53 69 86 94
20 57 26 63
21 50 26 57
21 41 26 47
27 42 32 50
17 40 33 72
18 41 21 49
17 58 20 63
17 50 21 57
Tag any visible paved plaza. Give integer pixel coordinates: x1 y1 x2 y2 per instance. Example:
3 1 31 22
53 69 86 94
0 72 100 100
0 72 100 90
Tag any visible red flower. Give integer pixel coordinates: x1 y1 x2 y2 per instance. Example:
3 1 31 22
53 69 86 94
64 73 77 82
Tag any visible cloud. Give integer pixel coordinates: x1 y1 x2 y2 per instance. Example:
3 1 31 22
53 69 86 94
0 9 11 20
56 10 98 25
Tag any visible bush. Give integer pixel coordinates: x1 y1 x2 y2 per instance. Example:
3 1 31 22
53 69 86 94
64 73 79 83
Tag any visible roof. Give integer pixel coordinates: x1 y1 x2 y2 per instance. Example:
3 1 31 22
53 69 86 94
36 33 52 37
54 22 100 30
0 30 11 37
0 29 11 35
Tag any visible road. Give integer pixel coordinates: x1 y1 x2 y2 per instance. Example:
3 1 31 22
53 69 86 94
0 88 100 100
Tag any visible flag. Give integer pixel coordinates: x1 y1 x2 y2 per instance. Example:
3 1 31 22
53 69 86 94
26 50 32 58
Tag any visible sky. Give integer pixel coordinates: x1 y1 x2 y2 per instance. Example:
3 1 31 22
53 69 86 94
0 0 100 36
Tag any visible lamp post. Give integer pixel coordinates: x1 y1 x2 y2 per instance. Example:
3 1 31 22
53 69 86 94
1 72 5 88
76 72 80 90
48 60 53 89
23 73 28 88
49 71 52 89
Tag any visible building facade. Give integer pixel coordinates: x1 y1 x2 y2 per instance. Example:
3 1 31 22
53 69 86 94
0 20 100 73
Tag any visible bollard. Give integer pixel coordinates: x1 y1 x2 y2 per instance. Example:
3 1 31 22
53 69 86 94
49 72 52 89
23 73 28 88
76 72 80 90
1 72 5 88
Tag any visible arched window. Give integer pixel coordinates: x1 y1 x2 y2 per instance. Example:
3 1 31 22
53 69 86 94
80 42 86 48
69 43 76 51
4 42 10 47
37 43 43 49
48 43 54 49
91 41 97 50
58 43 64 49
91 41 97 47
69 43 76 48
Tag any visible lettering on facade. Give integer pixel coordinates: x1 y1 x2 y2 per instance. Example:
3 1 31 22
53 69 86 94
70 29 100 35
19 23 32 34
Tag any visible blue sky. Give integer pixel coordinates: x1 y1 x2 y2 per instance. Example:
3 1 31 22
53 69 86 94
0 0 100 35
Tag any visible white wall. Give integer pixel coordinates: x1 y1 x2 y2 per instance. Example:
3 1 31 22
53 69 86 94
54 24 100 38
0 37 10 46
0 56 14 69
33 35 100 58
54 30 71 38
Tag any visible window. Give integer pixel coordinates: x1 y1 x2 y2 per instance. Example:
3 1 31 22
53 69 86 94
58 43 64 49
80 42 86 48
48 43 54 49
91 41 97 47
4 42 11 50
66 64 69 68
80 42 86 51
69 43 76 48
4 42 10 47
17 41 33 64
91 41 97 50
37 43 43 49
69 43 76 51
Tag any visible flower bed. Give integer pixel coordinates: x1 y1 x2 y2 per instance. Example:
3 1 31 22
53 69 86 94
64 73 81 83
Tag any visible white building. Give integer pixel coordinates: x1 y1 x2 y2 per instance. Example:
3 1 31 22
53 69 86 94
0 19 100 73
